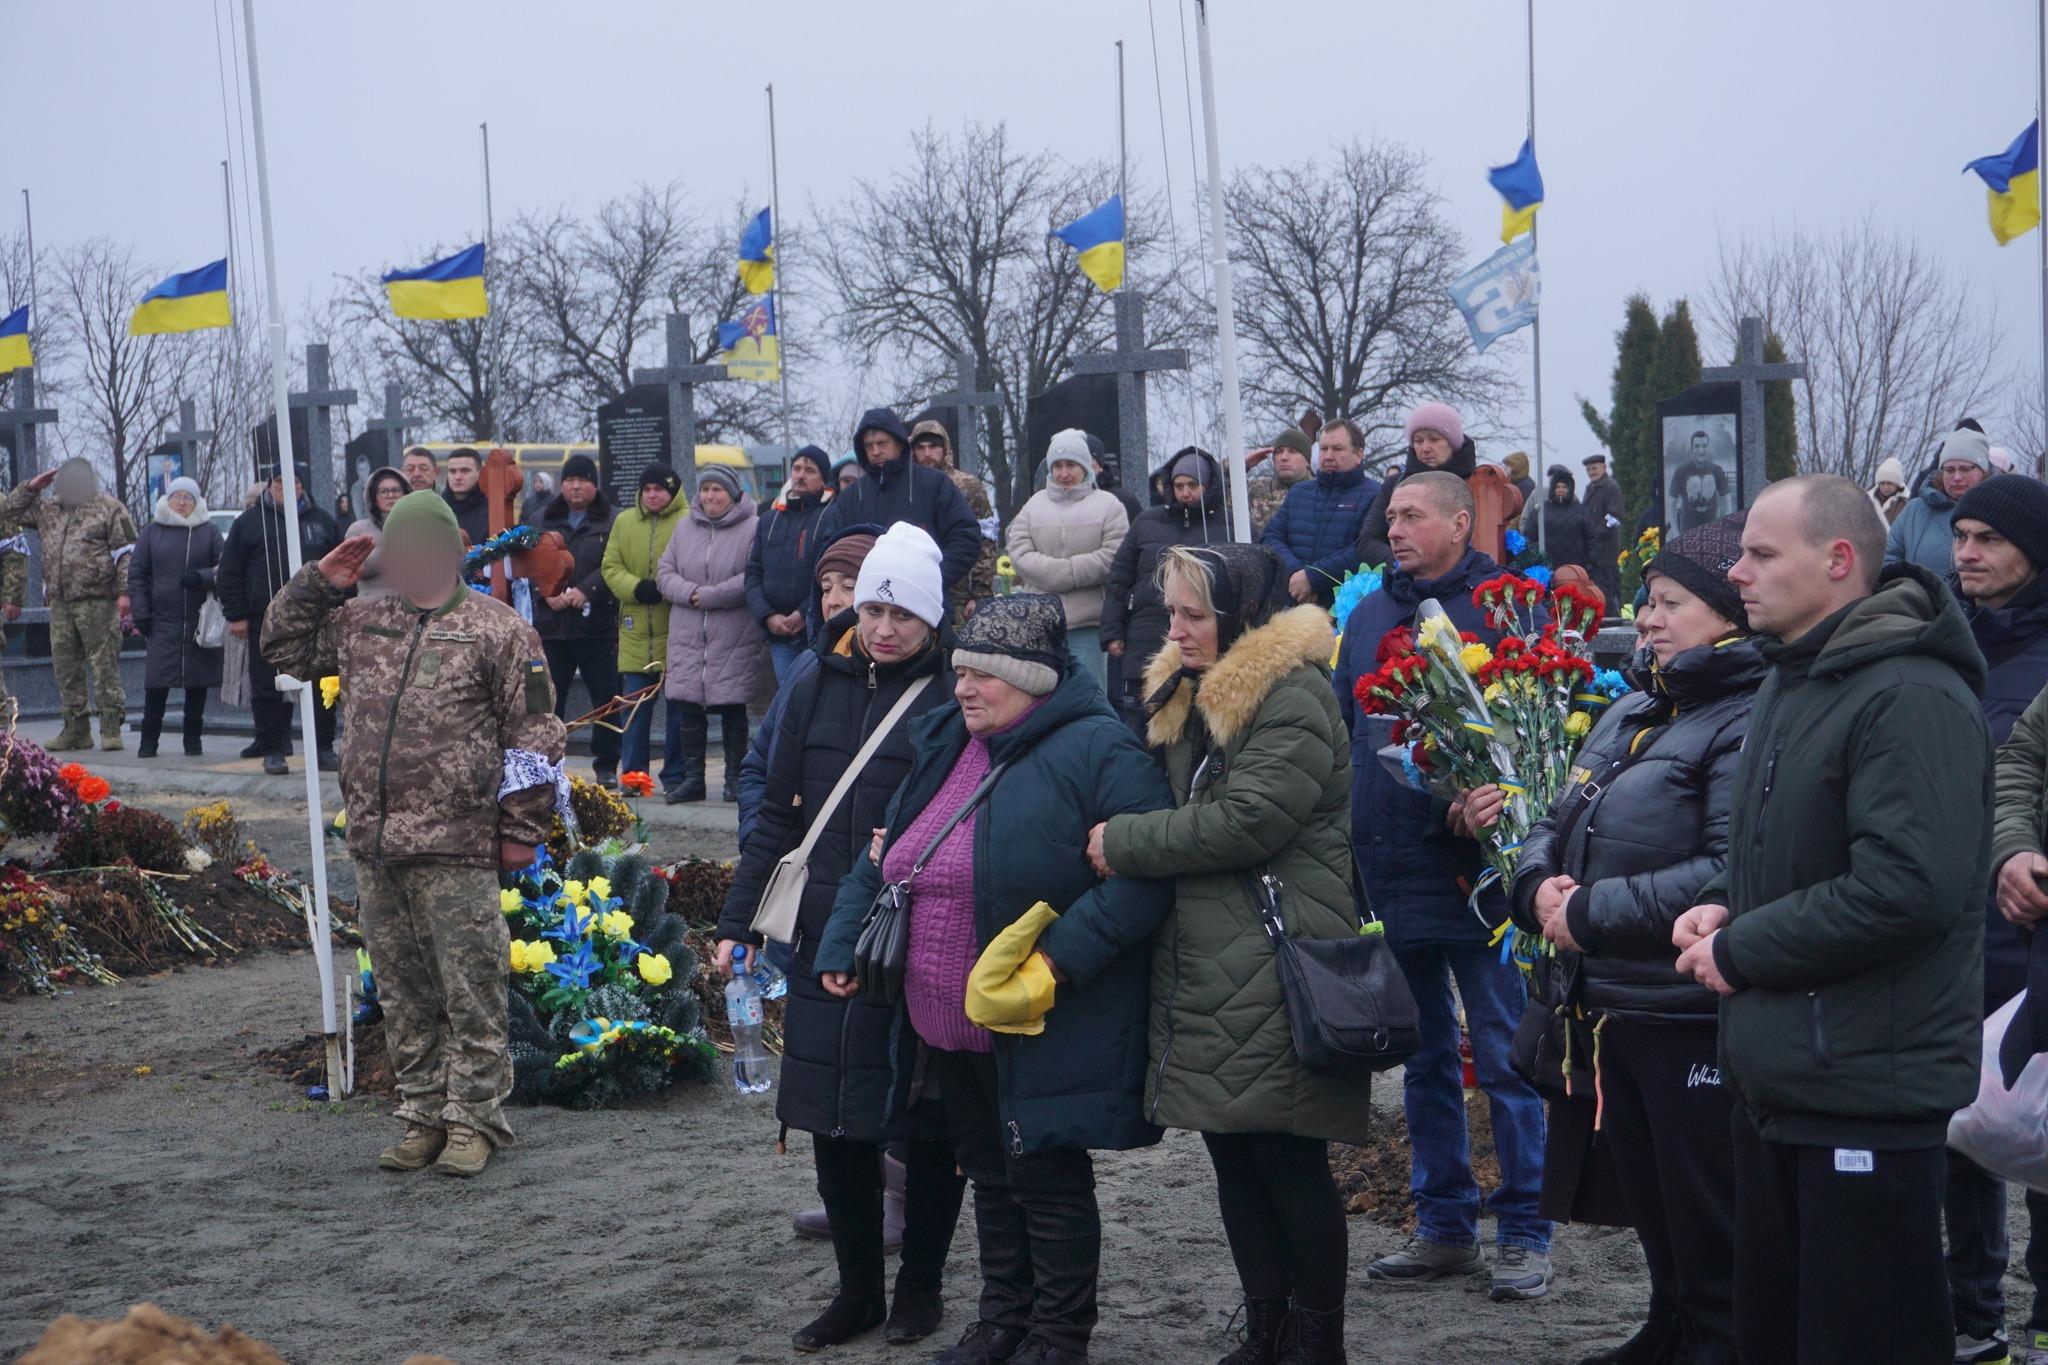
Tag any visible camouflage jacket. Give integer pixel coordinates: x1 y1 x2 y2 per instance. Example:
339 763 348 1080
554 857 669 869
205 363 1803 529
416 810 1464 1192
3 485 138 602
261 565 568 868
0 514 27 608
947 468 1000 602
1248 477 1288 540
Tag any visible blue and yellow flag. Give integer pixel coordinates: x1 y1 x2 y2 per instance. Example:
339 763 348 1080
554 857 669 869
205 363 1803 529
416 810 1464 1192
717 297 779 383
383 244 489 320
738 207 775 295
129 259 232 336
1965 122 2041 245
1051 195 1125 292
0 306 31 375
1488 138 1544 244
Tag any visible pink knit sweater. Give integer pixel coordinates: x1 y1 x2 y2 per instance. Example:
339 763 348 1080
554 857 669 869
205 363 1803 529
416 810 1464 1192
893 737 994 1054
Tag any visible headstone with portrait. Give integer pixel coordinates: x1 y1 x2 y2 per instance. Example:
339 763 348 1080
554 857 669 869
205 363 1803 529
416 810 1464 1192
1654 382 1742 536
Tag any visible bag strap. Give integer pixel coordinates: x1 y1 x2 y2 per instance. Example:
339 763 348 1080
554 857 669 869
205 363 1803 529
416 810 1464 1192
907 760 1011 880
784 674 934 868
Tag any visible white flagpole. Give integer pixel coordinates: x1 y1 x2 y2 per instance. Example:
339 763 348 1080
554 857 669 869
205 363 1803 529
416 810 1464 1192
2037 0 2047 468
240 0 343 1097
767 83 794 455
1527 0 1547 554
1193 0 1250 543
481 121 500 443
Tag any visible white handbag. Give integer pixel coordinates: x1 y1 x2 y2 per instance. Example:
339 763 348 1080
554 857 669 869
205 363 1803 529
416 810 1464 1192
194 593 228 649
748 675 934 944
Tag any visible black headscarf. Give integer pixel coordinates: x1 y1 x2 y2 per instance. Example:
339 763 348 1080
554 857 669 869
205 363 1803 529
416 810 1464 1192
1144 543 1293 716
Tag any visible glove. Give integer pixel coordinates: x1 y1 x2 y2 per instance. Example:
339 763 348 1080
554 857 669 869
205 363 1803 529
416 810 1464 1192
181 569 203 588
634 578 661 604
967 901 1060 1035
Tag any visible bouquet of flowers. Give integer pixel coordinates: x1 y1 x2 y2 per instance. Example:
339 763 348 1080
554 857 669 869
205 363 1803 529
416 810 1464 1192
1617 524 1662 618
0 865 118 994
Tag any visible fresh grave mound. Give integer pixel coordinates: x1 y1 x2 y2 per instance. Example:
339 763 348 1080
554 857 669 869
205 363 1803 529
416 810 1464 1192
258 1017 397 1098
45 864 320 977
17 1303 461 1365
684 923 787 1052
1329 1099 1499 1229
662 853 735 925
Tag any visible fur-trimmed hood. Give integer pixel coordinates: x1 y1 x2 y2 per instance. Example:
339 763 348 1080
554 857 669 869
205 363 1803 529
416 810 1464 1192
1143 604 1335 750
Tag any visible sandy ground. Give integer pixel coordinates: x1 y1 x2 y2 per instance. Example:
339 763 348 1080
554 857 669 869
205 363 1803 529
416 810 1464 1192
0 785 2031 1364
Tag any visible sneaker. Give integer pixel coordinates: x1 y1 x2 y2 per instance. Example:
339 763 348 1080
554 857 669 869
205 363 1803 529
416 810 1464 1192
431 1124 491 1177
376 1123 445 1172
1364 1235 1485 1284
930 1321 1029 1365
1489 1245 1553 1302
1958 1331 2013 1364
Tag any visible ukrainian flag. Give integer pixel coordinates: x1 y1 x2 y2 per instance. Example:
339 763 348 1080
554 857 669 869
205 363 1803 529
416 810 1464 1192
1051 195 1125 292
129 259 232 336
738 207 775 295
1965 121 2041 245
718 297 779 383
382 244 489 320
1489 138 1544 244
0 306 31 375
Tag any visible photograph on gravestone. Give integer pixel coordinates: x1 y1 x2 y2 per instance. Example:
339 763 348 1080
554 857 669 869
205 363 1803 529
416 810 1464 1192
1026 372 1119 478
598 384 672 501
146 444 183 503
343 429 382 510
1702 316 1806 504
1654 382 1741 536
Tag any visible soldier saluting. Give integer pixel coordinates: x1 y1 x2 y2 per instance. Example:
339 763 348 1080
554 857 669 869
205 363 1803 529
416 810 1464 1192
263 491 567 1178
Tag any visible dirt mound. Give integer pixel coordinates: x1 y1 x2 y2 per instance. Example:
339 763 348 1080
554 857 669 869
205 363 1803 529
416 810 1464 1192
46 865 332 978
18 1302 291 1365
257 1018 396 1097
1329 1095 1499 1229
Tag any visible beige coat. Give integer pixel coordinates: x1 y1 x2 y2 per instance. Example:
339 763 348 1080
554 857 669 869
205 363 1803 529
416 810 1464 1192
1004 484 1128 629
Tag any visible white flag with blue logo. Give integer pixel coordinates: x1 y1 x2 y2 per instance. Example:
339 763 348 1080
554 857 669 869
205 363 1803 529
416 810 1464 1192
1446 238 1539 354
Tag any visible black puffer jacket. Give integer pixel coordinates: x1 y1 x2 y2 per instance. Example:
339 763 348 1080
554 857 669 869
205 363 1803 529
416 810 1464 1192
1355 436 1478 567
1099 447 1226 700
217 492 341 623
715 612 951 1142
533 494 617 641
1510 637 1766 1020
1962 572 2048 1009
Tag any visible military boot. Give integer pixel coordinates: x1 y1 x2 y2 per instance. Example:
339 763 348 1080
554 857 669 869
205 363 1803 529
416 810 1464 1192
47 717 91 751
432 1124 492 1178
376 1123 446 1172
100 716 125 751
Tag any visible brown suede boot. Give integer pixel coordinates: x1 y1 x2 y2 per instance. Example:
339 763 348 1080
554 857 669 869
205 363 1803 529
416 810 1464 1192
47 718 91 752
432 1124 491 1178
377 1123 446 1172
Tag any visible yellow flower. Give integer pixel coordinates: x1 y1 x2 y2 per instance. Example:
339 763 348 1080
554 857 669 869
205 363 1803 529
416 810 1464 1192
1458 642 1493 673
1617 549 1629 566
1417 613 1458 652
332 808 346 830
562 879 587 906
996 554 1016 579
600 909 636 940
499 887 523 915
521 940 556 973
636 952 673 986
318 675 340 709
587 876 612 903
1483 681 1506 705
1565 711 1592 738
509 940 528 972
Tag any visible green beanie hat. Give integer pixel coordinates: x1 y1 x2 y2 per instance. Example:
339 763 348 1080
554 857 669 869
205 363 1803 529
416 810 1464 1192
382 489 462 553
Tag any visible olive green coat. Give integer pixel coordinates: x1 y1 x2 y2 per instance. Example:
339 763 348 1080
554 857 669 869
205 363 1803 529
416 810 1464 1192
1102 604 1370 1145
599 490 688 675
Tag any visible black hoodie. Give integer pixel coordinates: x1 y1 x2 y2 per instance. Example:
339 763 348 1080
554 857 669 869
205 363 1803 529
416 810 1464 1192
1354 435 1480 567
814 407 981 593
1100 447 1226 698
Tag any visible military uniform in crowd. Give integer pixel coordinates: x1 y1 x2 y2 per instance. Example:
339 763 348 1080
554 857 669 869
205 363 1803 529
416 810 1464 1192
908 419 998 613
0 518 29 721
4 459 138 750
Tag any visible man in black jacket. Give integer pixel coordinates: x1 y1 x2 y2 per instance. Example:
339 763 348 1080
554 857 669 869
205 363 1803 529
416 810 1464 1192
1674 475 1989 1363
1581 453 1625 608
439 447 491 547
814 409 980 607
217 463 341 774
535 454 619 784
747 445 832 682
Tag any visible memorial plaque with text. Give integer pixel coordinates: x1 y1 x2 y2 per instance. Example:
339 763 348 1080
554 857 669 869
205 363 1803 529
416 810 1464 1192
598 384 672 500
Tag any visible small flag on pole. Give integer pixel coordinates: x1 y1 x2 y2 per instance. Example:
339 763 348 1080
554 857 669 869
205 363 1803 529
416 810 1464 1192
1488 137 1545 244
1964 122 2042 245
1446 238 1540 355
129 259 232 336
0 306 31 375
738 207 775 295
1051 195 1126 292
718 297 780 382
382 244 489 320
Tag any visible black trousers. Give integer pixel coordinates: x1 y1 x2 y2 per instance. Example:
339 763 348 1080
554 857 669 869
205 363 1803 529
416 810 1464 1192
935 1049 1101 1352
542 637 620 768
141 686 207 751
813 1132 962 1305
1731 1106 1949 1364
677 701 747 789
1200 1130 1348 1312
1597 1019 1736 1365
248 608 335 755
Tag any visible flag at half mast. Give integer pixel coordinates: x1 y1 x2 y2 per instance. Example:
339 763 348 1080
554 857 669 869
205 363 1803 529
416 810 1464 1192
0 306 31 375
129 259 231 336
1051 195 1125 293
1964 121 2041 245
738 207 775 295
718 297 779 383
1488 138 1544 244
383 244 489 320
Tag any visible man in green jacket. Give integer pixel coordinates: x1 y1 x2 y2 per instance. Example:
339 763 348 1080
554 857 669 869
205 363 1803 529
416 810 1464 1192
1673 475 1989 1364
599 463 686 791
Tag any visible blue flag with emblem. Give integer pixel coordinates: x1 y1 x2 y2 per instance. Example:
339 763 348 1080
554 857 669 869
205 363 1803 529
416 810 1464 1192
1444 238 1539 354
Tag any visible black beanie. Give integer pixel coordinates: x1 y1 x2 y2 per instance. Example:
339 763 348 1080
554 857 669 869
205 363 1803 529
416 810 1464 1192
638 461 682 496
1955 474 2048 571
562 453 600 484
1645 511 1749 631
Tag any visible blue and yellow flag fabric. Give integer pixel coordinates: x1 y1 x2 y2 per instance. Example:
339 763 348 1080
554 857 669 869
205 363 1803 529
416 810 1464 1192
0 306 31 375
129 259 232 336
1964 122 2041 246
738 207 775 295
717 297 779 383
1488 138 1544 244
383 244 489 320
1051 195 1125 292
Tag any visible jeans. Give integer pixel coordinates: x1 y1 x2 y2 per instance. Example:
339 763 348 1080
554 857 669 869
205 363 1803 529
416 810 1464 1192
1394 941 1551 1251
1067 626 1103 689
615 671 683 788
768 635 807 685
1947 1149 2048 1339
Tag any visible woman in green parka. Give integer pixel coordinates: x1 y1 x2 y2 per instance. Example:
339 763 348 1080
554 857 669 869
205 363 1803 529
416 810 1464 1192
599 462 688 790
1087 543 1363 1365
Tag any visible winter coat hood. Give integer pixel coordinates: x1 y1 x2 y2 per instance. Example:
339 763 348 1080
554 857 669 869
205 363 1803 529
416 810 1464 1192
1162 446 1225 528
1785 561 1986 696
1143 603 1334 751
1628 632 1770 705
363 467 408 529
852 407 914 482
152 492 212 528
1963 570 2048 672
908 418 958 469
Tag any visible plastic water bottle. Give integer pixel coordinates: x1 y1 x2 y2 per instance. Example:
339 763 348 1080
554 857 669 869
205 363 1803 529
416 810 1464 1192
747 950 788 1001
725 945 774 1095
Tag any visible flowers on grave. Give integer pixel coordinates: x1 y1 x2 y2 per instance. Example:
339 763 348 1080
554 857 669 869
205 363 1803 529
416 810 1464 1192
1617 524 1662 618
0 865 117 994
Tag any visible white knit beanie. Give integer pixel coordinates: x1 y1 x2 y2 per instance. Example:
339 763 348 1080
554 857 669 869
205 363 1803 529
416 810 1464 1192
854 522 947 628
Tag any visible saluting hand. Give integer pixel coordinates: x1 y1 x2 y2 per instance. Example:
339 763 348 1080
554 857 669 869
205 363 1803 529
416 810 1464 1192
316 535 377 591
23 469 55 493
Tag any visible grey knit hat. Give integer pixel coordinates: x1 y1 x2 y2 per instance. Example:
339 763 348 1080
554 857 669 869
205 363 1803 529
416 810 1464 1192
953 593 1068 697
696 465 743 502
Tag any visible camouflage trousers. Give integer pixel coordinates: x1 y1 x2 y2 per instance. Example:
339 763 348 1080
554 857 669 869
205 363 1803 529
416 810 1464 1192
354 858 513 1147
49 596 123 729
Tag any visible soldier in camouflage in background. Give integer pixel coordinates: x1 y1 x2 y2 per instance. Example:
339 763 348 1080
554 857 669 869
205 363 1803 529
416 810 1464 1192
1248 427 1315 539
0 513 29 725
263 491 567 1179
4 459 137 751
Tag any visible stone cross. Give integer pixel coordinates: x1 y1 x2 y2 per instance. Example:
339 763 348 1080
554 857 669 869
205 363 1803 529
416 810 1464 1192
631 313 729 478
929 348 1002 477
365 381 421 473
1701 316 1805 507
171 398 214 473
0 370 57 484
1069 293 1188 476
288 342 357 514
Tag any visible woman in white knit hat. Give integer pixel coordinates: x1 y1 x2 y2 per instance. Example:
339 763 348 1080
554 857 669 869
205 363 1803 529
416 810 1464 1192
1006 428 1129 688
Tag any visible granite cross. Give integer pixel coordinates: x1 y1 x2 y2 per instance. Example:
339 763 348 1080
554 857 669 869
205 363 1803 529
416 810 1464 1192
1701 316 1805 508
288 342 358 514
928 348 1002 476
0 370 58 484
1069 293 1188 476
631 313 729 478
170 399 214 474
365 381 421 474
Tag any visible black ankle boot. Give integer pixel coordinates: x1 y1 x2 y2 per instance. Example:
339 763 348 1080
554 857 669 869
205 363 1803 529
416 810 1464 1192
1218 1298 1291 1365
884 1286 943 1345
1275 1303 1345 1364
791 1294 885 1353
1579 1300 1683 1365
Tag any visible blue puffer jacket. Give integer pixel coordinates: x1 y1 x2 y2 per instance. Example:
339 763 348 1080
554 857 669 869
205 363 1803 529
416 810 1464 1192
1259 464 1379 604
1963 572 2048 1010
1886 483 1957 574
1334 546 1520 949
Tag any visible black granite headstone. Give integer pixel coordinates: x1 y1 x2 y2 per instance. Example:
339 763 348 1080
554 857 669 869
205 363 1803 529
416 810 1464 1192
598 384 672 501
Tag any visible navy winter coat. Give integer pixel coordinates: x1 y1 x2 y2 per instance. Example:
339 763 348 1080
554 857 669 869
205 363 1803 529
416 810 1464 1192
533 494 617 642
1259 464 1379 604
816 408 982 593
746 486 832 625
1963 572 2048 1009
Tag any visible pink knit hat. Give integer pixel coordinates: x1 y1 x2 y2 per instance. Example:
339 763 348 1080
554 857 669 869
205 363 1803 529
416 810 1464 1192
1404 401 1464 452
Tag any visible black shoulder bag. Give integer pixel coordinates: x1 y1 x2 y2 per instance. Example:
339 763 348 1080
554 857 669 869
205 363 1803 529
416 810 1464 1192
1250 868 1420 1075
853 761 1010 1007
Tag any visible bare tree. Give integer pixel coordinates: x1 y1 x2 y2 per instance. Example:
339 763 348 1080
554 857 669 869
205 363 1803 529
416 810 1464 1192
1704 216 2007 486
0 228 70 400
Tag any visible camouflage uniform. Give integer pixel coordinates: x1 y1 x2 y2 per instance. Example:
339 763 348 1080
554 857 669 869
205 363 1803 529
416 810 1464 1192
0 521 28 721
262 564 567 1145
1248 469 1310 540
907 419 998 613
3 481 137 738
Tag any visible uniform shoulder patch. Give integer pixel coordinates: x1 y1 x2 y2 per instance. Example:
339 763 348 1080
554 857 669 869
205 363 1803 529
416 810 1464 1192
525 658 551 714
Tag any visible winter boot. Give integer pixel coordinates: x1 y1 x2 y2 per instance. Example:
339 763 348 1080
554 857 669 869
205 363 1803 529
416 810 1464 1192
1578 1298 1684 1365
1275 1303 1346 1364
431 1124 492 1178
100 713 125 751
182 688 206 756
377 1123 446 1172
48 716 91 751
719 708 747 803
664 711 708 803
1218 1297 1291 1365
138 690 165 758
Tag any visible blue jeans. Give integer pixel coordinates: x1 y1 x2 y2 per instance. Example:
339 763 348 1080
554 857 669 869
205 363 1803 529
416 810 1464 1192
616 671 683 789
1394 942 1551 1252
1946 1148 2048 1338
767 636 806 685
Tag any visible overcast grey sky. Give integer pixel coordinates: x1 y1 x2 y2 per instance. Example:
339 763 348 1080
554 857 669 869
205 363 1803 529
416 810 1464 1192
10 0 2046 464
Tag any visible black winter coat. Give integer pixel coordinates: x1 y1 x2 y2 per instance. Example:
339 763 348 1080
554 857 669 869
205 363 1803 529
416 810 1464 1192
1099 449 1227 700
217 494 340 623
1961 573 2048 1008
1536 492 1592 570
716 615 952 1142
1355 437 1479 567
816 408 983 593
746 488 832 625
533 496 617 642
442 485 493 549
129 515 225 689
1510 637 1766 1020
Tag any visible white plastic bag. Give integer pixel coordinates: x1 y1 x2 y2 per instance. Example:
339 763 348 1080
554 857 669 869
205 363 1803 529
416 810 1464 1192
194 593 228 649
1948 992 2048 1193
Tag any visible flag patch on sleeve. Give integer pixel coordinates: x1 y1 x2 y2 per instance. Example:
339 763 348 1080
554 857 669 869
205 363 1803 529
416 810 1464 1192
525 659 551 713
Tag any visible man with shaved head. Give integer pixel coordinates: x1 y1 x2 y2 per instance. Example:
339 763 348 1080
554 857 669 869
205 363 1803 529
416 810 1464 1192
1671 474 1990 1361
1334 469 1557 1303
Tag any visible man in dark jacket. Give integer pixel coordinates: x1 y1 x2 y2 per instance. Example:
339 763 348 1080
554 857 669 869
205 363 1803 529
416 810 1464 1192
1259 417 1378 607
1673 475 1990 1363
747 444 833 682
1100 446 1225 725
439 447 491 547
815 408 981 608
534 454 619 785
1333 471 1554 1301
217 463 341 774
1581 453 1625 608
1529 466 1591 576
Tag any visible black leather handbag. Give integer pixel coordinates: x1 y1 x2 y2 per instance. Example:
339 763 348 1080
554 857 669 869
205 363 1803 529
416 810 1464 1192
1250 869 1420 1075
853 762 1009 1007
